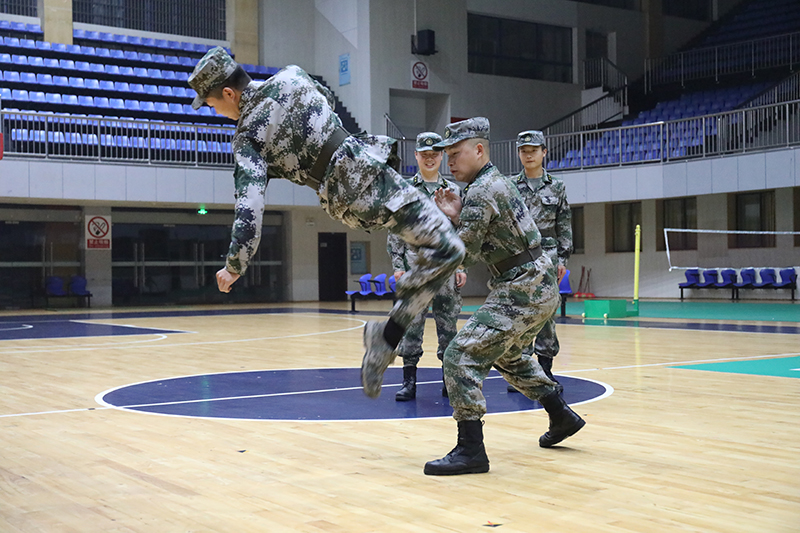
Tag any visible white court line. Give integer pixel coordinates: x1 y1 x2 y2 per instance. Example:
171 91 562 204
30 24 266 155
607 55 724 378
0 314 367 354
2 350 796 420
0 324 34 332
69 319 196 334
0 334 171 354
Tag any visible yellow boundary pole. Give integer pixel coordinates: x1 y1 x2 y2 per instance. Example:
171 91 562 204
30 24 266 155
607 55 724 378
632 224 641 315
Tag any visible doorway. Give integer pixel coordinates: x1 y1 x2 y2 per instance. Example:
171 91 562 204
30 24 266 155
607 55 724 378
318 233 347 301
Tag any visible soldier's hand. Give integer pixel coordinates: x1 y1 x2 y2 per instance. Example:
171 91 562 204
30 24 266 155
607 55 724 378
434 188 462 223
216 268 240 293
455 272 467 288
393 270 405 281
557 265 567 284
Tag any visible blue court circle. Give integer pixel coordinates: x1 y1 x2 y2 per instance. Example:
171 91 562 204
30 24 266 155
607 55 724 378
98 367 610 421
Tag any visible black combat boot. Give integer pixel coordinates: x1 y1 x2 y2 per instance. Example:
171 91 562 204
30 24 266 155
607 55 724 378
424 420 490 475
538 390 585 448
538 355 563 394
395 366 417 401
441 367 448 397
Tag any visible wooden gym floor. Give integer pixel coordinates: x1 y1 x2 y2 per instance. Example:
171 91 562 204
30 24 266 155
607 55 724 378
0 298 798 532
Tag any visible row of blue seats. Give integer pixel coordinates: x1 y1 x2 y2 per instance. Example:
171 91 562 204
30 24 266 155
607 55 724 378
1 89 212 115
0 54 191 80
1 36 197 66
1 71 196 97
9 129 232 152
72 28 219 55
0 20 41 34
679 268 797 300
346 274 396 311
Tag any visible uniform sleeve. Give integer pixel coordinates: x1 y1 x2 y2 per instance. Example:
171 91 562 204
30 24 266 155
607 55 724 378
226 136 268 275
386 232 407 271
555 187 573 267
456 191 494 268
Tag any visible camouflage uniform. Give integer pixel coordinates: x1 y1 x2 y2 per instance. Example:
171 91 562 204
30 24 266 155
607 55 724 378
387 166 463 367
188 48 464 329
512 130 573 361
433 119 561 423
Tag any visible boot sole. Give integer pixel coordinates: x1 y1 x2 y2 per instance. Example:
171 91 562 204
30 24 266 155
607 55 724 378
539 418 586 448
423 464 490 476
360 322 395 398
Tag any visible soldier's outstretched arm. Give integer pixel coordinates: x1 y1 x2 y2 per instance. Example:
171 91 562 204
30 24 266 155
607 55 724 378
223 137 268 286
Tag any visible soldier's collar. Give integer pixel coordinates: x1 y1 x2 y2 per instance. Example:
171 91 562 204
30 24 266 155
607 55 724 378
463 162 494 193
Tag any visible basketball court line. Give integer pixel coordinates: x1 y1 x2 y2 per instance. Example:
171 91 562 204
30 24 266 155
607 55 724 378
0 350 796 420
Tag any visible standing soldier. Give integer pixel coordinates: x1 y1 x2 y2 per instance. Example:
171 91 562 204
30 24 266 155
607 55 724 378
507 130 572 391
187 47 464 393
387 132 467 401
426 118 585 476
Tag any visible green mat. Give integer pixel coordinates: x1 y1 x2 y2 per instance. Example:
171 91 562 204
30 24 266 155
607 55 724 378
461 300 800 322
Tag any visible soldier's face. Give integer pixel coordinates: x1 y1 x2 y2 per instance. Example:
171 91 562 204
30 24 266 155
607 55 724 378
445 140 483 182
205 88 241 120
519 145 546 170
414 150 442 174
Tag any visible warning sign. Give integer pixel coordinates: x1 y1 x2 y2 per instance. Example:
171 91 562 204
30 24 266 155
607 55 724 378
411 60 429 90
86 215 111 250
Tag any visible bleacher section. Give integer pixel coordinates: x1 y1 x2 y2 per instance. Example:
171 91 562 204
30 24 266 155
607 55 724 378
702 0 800 47
1 22 361 164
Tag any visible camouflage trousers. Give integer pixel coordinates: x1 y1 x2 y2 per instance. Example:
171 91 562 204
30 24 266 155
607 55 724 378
321 157 465 329
443 254 561 422
398 273 462 367
522 249 561 360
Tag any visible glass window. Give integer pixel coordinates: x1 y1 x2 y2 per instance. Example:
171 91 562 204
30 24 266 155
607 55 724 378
663 0 710 21
733 191 775 248
571 206 585 254
468 14 573 83
609 202 642 252
0 0 37 16
657 197 697 251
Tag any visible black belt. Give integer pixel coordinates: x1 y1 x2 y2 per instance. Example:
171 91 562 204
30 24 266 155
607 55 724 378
488 245 542 277
305 126 349 188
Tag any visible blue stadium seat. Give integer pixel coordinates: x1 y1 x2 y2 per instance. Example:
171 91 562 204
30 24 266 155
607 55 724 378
142 38 156 48
0 20 10 31
0 87 11 99
155 102 169 113
95 48 111 59
168 103 183 113
753 268 777 288
162 70 176 80
179 57 193 67
128 36 143 47
175 72 189 81
84 31 99 41
59 59 75 70
119 66 135 76
26 23 42 34
78 95 94 106
173 87 187 98
133 67 148 77
166 56 180 66
11 89 29 101
154 39 168 49
4 71 21 82
98 32 114 43
158 86 173 97
110 49 124 60
114 82 130 92
167 40 181 50
75 61 91 71
89 63 104 74
94 97 109 108
139 53 153 62
85 79 100 89
3 36 20 47
147 69 162 79
99 80 115 91
0 53 11 63
113 34 127 45
12 54 28 66
109 98 125 110
140 101 156 112
105 65 120 75
144 84 159 95
20 39 35 49
69 77 85 88
124 51 139 61
182 104 196 114
35 41 51 51
73 29 86 39
130 83 145 93
53 75 68 87
124 100 140 111
30 91 46 103
46 93 62 104
63 94 79 106
151 54 166 63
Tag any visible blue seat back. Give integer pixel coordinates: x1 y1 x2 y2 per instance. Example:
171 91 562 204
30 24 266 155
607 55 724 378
558 269 572 294
739 268 756 284
759 268 776 284
45 276 66 296
684 268 701 283
702 269 718 284
719 269 736 284
70 275 90 295
388 275 396 292
358 273 372 292
778 268 797 284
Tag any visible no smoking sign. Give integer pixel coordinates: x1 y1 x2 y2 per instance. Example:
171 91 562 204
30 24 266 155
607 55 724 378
411 60 429 90
86 215 112 250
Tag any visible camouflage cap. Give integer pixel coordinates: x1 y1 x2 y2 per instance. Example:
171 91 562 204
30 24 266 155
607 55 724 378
517 130 546 148
415 132 443 152
432 117 490 150
188 46 239 109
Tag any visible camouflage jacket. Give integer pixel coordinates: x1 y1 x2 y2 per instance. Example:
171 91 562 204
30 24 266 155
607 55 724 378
226 65 393 274
458 163 541 271
386 172 462 272
511 169 572 267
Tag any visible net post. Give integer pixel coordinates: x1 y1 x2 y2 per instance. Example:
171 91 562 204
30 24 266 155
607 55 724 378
631 224 641 316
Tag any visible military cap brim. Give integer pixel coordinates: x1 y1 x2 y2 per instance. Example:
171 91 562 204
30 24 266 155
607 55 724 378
191 94 205 110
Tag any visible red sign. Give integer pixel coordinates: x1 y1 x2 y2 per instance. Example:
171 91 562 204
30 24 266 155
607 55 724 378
412 61 429 89
86 215 111 250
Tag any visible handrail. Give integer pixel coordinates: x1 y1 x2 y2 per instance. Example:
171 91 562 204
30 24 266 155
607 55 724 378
746 71 800 107
542 84 628 136
645 30 800 93
384 113 406 139
584 57 627 92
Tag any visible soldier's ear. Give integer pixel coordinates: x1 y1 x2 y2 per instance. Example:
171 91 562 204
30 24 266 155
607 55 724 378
221 87 236 102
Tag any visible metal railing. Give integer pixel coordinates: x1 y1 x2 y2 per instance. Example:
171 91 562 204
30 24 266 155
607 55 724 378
584 57 627 92
0 0 37 17
538 99 800 172
1 111 235 166
542 86 628 136
747 71 800 107
645 31 800 93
